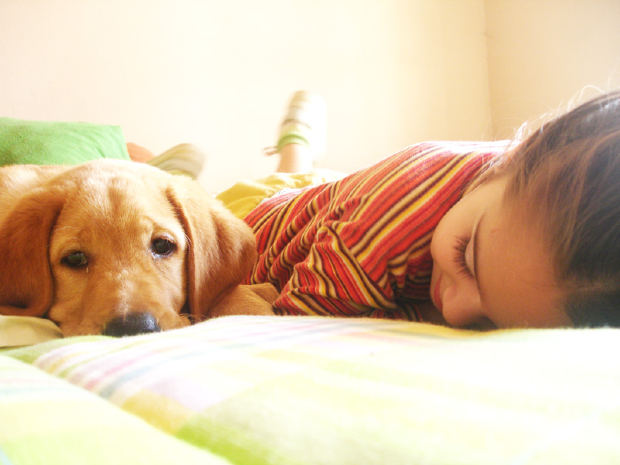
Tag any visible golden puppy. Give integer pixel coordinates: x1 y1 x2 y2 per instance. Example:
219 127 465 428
0 160 276 336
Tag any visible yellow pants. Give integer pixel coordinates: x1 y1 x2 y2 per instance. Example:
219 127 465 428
216 170 344 219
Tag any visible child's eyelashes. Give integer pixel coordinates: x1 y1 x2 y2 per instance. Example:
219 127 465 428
453 236 473 278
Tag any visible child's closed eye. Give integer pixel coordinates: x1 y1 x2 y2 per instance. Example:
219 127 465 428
453 236 473 278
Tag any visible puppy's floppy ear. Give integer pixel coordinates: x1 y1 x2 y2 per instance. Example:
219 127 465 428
0 189 64 317
166 178 257 322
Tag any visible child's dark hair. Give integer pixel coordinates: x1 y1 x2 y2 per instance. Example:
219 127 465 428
501 90 620 327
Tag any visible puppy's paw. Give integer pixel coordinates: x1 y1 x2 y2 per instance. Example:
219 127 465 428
246 283 280 304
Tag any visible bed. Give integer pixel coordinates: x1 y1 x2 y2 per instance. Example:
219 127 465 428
2 316 620 465
1 118 619 464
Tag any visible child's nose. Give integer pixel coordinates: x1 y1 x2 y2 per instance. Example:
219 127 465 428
442 289 484 327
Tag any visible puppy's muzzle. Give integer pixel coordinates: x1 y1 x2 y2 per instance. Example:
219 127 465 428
103 312 161 337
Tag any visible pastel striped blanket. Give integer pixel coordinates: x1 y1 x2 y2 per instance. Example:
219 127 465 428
2 316 620 464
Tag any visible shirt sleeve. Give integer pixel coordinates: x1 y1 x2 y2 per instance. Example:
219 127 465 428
272 218 419 319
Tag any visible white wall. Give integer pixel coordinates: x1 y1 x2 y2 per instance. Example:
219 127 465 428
0 0 491 192
485 0 620 138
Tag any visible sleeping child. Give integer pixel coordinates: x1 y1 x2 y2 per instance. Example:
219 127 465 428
215 90 620 330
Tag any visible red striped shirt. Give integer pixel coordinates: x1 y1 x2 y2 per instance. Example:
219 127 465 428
244 142 503 320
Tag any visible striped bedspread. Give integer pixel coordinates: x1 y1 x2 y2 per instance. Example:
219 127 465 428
1 315 620 465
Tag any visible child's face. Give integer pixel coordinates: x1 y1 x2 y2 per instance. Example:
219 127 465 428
429 177 572 329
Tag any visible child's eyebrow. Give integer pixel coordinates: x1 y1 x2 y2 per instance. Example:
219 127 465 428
473 214 486 298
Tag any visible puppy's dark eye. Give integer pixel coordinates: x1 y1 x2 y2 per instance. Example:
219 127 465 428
61 251 88 269
151 237 176 257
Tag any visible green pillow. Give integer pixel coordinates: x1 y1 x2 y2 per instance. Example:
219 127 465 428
0 117 130 166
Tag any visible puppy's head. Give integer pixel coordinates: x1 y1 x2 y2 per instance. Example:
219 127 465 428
0 160 256 336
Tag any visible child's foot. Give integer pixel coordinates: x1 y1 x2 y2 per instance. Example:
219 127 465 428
265 91 326 172
147 143 207 179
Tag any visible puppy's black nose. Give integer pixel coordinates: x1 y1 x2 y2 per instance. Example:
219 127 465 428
103 312 161 337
